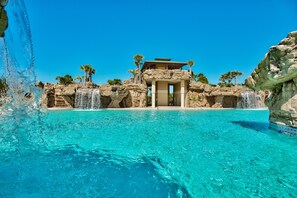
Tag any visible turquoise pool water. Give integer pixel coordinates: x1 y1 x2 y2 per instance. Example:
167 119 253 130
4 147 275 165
1 109 297 197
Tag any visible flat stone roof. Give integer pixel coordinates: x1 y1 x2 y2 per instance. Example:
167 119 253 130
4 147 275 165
142 60 188 71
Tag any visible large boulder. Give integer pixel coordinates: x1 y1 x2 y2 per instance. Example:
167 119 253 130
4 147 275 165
124 84 147 107
0 1 8 37
100 84 147 108
246 31 297 90
245 31 297 131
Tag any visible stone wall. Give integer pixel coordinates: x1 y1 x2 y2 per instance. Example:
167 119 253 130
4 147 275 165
246 31 297 130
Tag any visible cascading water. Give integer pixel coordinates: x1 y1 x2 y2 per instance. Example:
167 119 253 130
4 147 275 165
0 0 45 196
237 91 264 109
0 0 44 144
75 88 101 109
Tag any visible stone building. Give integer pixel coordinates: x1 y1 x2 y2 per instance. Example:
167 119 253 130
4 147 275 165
141 58 191 108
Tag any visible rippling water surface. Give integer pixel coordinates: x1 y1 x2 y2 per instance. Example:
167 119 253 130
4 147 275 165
1 109 297 197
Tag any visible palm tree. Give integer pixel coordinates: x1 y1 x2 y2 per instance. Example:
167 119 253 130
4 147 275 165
196 73 209 84
188 60 194 78
219 73 227 83
134 54 144 84
128 69 138 83
114 79 122 85
226 72 232 84
231 70 243 87
219 72 232 86
80 64 92 84
74 76 84 83
107 79 122 86
55 76 63 83
88 68 96 83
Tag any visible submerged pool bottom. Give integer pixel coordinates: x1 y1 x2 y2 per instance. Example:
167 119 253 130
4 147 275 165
270 122 297 136
0 109 297 197
0 145 189 197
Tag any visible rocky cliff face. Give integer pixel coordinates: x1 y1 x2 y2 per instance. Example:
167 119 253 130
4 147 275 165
100 84 147 108
42 83 147 109
42 83 81 108
187 82 266 108
124 84 147 107
245 31 297 129
41 82 265 109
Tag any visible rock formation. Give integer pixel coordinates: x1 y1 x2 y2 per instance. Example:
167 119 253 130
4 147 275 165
99 84 147 108
100 85 129 108
187 82 266 108
0 0 8 37
42 83 80 108
124 84 147 107
142 69 190 81
245 31 297 132
42 83 147 109
41 81 266 109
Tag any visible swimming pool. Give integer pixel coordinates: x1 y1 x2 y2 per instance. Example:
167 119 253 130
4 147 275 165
0 109 297 197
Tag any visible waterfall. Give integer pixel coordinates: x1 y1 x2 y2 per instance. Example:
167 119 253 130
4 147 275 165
0 0 41 115
0 0 43 141
237 91 264 109
0 0 46 195
75 88 101 109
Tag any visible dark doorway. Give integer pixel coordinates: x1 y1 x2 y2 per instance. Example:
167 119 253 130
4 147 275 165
147 85 152 106
168 84 174 106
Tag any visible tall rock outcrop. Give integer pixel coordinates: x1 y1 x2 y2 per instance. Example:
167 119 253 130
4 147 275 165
246 31 297 133
100 84 147 108
0 1 8 37
42 83 80 108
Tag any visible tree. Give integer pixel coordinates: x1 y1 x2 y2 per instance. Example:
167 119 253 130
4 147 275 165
107 80 115 85
219 70 243 87
56 74 73 85
80 64 92 84
107 79 122 86
230 70 243 86
113 79 122 85
88 68 96 83
74 76 84 83
225 72 232 84
219 73 230 87
193 73 209 84
134 54 144 84
219 73 226 83
188 60 194 78
219 72 232 84
128 69 138 83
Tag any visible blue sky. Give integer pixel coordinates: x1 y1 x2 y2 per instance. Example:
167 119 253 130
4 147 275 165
23 0 296 84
